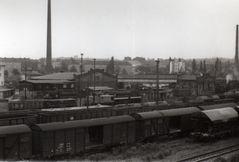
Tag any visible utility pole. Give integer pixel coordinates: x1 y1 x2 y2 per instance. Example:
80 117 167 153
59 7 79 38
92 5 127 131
93 58 96 105
24 58 27 100
79 53 84 106
156 59 159 105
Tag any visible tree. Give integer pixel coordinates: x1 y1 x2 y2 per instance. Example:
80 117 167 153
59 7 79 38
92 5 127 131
121 68 128 75
192 59 197 74
215 58 220 76
106 57 115 74
12 68 20 75
69 65 77 72
199 61 203 74
136 65 152 74
115 65 121 75
60 61 68 72
203 60 206 74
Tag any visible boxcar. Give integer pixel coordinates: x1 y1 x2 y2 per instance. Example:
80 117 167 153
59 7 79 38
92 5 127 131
191 107 239 140
31 115 135 158
160 107 200 135
131 111 168 141
0 125 32 160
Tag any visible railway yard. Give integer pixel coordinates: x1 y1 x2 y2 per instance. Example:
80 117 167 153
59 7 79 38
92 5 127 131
1 96 239 160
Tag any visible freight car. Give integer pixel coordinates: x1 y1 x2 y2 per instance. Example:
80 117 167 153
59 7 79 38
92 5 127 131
8 98 77 111
0 107 201 160
191 107 239 141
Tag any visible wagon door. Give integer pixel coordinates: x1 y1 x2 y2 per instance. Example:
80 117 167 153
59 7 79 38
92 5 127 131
103 125 113 146
0 138 3 159
19 133 31 159
75 128 85 153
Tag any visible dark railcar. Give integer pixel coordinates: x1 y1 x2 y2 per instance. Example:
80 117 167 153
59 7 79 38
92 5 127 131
160 107 200 135
31 115 135 158
131 111 168 141
191 107 239 141
0 125 32 160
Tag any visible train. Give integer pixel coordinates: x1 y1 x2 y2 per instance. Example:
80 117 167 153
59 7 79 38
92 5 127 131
1 102 239 160
8 96 142 111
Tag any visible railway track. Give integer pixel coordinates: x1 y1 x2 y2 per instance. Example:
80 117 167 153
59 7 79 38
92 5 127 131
177 143 239 162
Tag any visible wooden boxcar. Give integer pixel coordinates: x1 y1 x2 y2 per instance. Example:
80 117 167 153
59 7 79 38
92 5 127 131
0 125 32 160
131 111 168 141
31 115 135 158
160 107 201 135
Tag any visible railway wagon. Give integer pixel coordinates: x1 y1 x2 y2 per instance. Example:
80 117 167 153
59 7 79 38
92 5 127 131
191 107 239 141
8 98 77 111
31 115 135 158
131 111 168 141
0 125 32 160
160 107 201 135
38 105 113 123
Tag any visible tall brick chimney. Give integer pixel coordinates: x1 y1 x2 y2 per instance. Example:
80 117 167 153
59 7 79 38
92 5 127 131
46 0 53 72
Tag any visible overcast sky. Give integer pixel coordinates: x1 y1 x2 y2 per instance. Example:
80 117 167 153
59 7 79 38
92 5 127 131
0 0 239 60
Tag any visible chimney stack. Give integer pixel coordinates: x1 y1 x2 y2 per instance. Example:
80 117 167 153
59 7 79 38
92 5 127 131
46 0 53 72
235 25 239 71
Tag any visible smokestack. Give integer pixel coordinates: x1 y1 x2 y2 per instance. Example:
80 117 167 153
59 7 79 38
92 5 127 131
235 25 239 71
46 0 53 72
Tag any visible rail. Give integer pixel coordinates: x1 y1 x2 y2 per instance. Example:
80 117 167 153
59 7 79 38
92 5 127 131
177 143 239 162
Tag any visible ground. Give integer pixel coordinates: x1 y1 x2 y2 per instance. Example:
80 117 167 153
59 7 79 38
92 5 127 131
72 136 239 162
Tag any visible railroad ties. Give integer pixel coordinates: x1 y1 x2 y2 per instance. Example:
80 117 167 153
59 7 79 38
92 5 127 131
177 144 239 162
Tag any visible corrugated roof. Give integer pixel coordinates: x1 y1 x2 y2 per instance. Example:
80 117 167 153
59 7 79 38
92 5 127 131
202 107 238 122
36 115 135 131
0 125 31 136
198 103 237 110
32 72 79 80
136 111 163 119
160 107 200 116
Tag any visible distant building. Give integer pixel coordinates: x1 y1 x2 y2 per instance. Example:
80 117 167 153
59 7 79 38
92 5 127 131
169 58 185 74
19 69 117 99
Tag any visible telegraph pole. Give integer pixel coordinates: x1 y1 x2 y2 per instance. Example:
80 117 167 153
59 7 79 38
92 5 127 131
93 58 96 105
24 58 27 100
156 59 159 105
79 53 84 106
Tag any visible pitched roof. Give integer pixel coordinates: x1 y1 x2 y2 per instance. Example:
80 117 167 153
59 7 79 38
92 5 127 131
23 80 73 84
32 72 79 80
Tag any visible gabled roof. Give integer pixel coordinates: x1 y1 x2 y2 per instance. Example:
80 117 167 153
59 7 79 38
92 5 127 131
32 72 79 80
160 107 200 116
0 125 31 136
22 79 73 84
35 115 135 131
134 111 163 120
202 107 238 123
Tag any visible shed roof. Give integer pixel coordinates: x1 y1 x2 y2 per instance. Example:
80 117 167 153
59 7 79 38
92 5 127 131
136 111 163 119
23 79 73 84
198 103 237 110
32 72 79 80
160 107 200 117
202 107 238 122
36 115 135 131
0 125 31 136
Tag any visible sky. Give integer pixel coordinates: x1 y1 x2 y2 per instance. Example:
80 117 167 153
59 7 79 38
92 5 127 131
0 0 239 60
